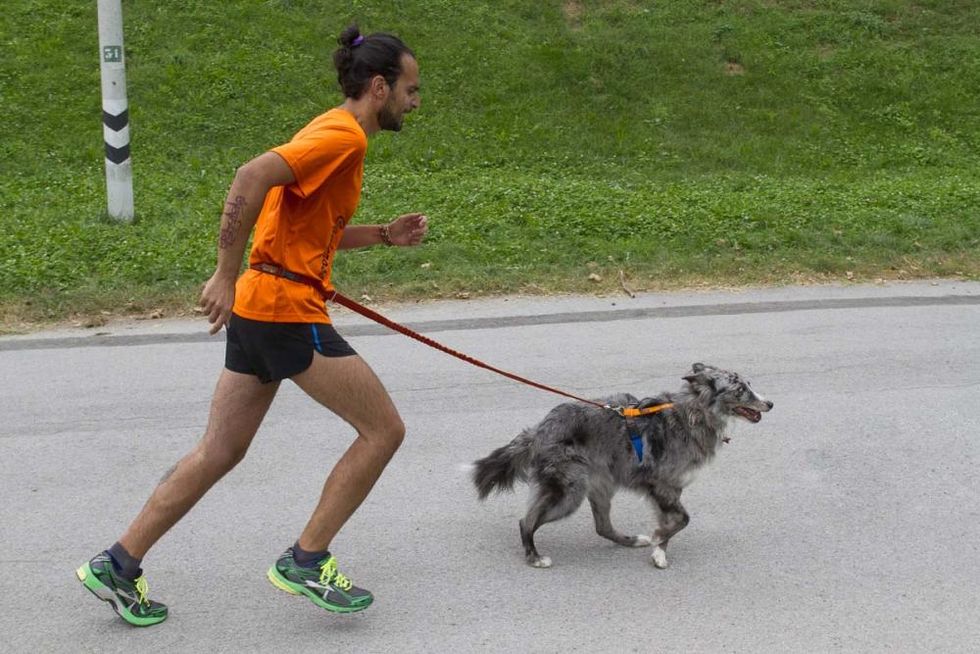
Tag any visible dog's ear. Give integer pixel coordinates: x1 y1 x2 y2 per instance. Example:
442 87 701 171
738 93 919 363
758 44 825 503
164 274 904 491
683 367 716 391
685 362 707 387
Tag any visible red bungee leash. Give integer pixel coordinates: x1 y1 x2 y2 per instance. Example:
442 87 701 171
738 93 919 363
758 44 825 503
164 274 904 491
249 263 673 418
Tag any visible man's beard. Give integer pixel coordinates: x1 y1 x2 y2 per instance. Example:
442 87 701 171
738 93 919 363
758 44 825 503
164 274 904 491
378 102 403 132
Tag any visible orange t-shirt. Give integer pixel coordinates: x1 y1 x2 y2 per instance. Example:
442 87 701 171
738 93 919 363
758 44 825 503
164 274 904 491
233 108 367 323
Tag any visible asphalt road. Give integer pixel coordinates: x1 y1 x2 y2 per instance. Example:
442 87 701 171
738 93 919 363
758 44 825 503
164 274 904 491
2 281 979 653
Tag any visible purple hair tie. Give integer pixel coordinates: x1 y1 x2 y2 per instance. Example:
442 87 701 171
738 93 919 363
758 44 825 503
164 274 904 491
352 35 365 47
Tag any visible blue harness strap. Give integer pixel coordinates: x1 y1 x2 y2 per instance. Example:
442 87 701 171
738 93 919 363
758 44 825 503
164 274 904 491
629 430 644 462
619 402 672 464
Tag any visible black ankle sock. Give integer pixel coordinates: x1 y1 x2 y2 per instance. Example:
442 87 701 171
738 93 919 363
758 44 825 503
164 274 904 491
106 542 142 580
292 541 330 568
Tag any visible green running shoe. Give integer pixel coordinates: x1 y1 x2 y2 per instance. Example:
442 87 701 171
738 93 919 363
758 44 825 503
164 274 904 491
267 549 373 613
76 552 168 627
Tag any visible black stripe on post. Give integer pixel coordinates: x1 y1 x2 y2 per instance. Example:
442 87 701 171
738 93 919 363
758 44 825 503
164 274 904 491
105 142 131 164
102 109 129 132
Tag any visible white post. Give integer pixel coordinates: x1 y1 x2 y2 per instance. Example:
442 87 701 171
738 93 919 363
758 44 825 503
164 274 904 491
97 0 134 221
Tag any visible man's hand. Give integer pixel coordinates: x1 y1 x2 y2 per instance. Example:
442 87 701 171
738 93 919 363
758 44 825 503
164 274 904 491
199 272 237 335
388 213 428 246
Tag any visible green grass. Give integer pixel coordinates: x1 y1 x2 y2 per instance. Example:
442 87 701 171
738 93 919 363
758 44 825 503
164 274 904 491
2 0 979 326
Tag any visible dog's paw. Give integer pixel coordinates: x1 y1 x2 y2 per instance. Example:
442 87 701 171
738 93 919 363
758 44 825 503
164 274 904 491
650 547 668 569
632 535 653 547
528 556 552 569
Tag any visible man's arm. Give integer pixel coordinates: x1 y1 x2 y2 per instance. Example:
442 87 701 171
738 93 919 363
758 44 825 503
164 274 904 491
199 151 295 334
338 213 428 250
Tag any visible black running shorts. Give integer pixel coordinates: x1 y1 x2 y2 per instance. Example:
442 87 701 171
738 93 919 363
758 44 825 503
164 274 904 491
225 313 357 383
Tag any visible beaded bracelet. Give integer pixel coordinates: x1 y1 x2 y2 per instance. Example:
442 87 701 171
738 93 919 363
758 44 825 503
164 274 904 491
379 224 395 246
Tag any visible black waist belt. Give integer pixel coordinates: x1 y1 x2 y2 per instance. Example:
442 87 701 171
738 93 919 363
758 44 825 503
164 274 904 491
250 263 331 299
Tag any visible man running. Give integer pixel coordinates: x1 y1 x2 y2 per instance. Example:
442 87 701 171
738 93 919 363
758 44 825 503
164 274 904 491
77 25 425 624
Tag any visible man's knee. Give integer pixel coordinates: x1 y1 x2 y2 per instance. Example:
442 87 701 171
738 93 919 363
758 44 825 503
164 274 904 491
386 416 406 451
198 439 250 474
372 416 405 455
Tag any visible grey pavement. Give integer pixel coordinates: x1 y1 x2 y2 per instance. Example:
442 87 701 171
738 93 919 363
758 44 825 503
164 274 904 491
2 280 979 652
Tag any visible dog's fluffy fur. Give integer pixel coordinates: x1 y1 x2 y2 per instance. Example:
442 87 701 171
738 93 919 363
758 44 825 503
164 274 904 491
472 363 772 568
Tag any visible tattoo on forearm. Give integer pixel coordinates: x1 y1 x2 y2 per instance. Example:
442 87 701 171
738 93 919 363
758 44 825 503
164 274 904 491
219 195 247 249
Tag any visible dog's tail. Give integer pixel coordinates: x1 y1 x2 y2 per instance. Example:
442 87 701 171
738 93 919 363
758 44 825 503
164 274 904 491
472 430 534 500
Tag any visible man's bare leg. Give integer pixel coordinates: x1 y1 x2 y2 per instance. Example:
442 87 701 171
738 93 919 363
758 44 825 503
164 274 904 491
289 353 405 552
118 369 280 559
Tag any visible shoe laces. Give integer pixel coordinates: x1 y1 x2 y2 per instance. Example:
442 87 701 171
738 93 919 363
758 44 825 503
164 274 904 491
134 576 151 606
319 557 352 592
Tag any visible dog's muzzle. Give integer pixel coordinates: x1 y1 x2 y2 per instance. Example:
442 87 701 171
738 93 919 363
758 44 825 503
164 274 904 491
733 400 772 423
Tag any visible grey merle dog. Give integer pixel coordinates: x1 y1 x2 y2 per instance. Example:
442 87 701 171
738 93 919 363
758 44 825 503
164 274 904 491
472 363 772 569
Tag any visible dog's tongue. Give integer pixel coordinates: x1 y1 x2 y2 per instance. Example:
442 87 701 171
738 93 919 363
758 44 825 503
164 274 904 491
735 407 762 422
